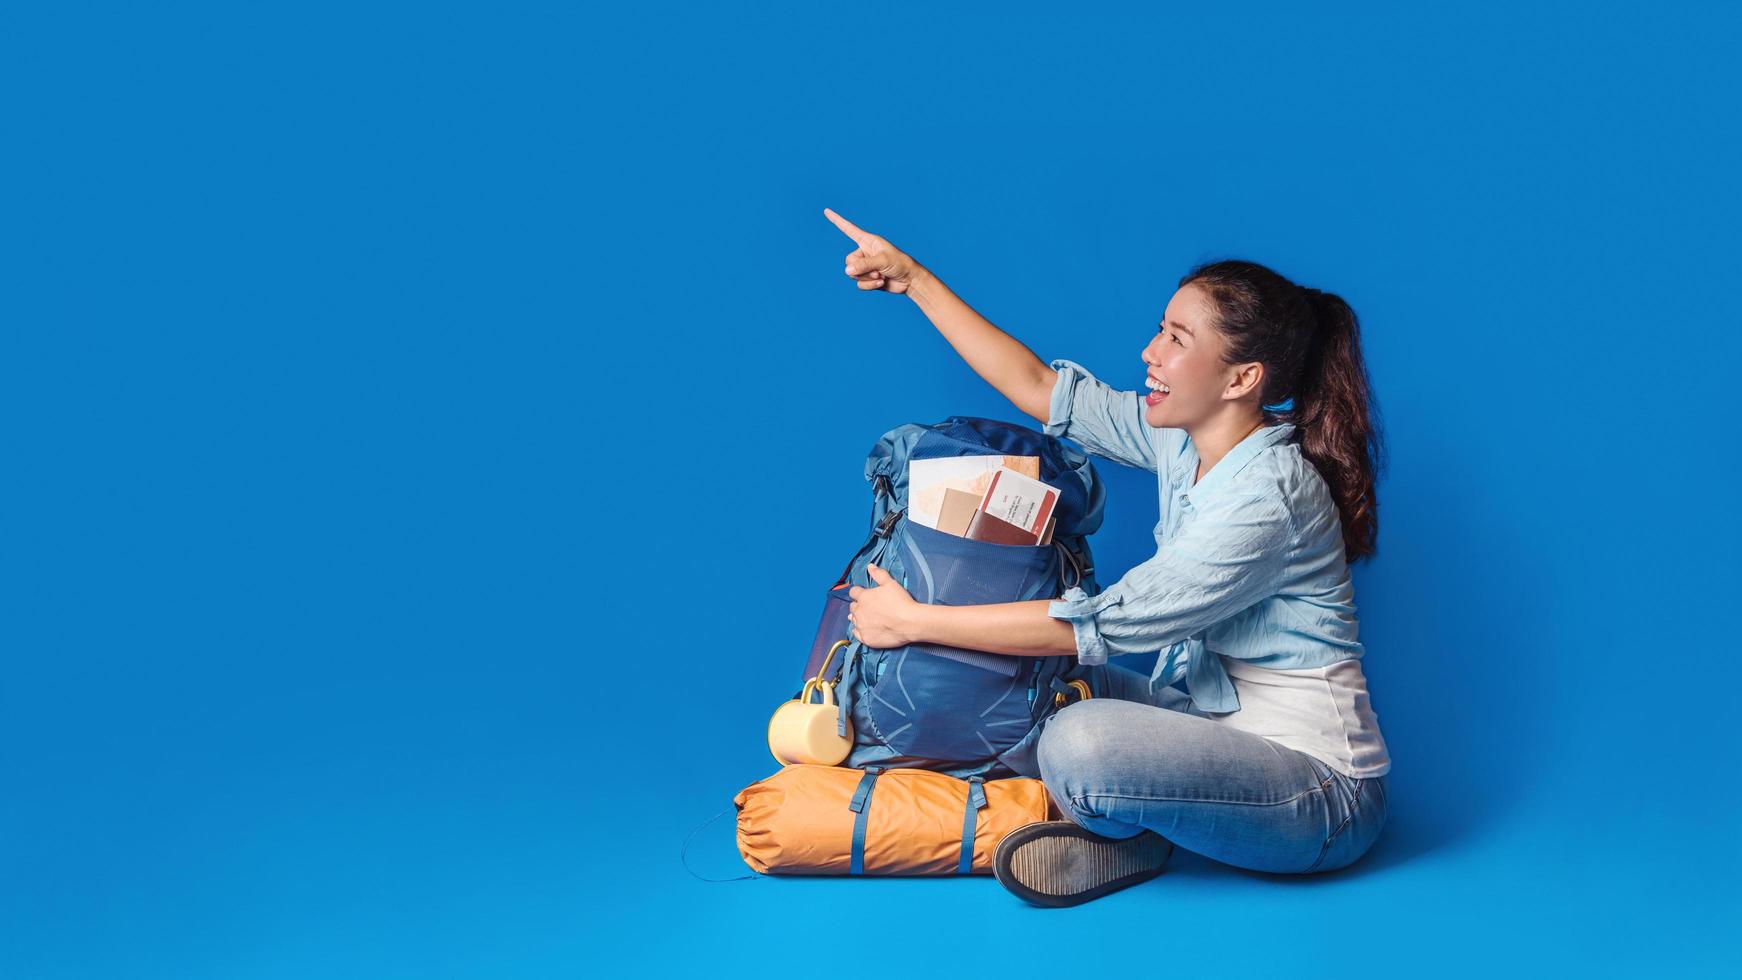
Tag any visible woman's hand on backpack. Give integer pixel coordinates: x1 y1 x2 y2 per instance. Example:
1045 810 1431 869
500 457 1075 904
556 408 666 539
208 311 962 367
824 208 927 294
847 563 924 649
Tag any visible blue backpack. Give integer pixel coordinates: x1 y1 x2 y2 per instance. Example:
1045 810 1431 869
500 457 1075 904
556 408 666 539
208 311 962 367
806 416 1109 780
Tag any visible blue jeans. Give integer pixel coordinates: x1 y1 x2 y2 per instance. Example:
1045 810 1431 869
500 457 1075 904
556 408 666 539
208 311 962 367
1036 663 1388 874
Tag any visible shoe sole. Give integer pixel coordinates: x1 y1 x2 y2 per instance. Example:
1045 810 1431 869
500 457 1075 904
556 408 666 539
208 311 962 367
993 821 1173 908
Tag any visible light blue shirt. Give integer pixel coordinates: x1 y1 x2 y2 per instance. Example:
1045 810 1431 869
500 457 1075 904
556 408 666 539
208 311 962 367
1042 358 1365 714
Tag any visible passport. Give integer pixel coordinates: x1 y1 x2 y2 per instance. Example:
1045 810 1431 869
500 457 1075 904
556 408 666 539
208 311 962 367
965 507 1041 545
975 466 1059 543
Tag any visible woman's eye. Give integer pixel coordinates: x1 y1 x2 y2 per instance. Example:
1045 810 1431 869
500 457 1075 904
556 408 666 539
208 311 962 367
1173 334 1183 346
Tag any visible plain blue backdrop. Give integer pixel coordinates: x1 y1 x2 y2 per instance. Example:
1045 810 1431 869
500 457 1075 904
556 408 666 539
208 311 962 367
5 2 1739 977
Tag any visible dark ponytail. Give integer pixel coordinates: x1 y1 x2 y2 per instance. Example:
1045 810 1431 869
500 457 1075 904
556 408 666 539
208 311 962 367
1178 260 1385 562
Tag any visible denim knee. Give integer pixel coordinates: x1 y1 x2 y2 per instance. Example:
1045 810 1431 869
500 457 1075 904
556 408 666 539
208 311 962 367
1035 699 1121 797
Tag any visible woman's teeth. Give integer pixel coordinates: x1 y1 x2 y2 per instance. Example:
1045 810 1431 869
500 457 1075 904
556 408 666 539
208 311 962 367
1145 378 1171 393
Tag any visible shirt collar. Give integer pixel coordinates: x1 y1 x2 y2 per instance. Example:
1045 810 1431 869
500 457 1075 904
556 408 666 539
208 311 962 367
1181 422 1296 502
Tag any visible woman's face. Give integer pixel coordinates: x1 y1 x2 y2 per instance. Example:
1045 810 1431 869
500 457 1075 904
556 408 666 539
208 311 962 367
1141 282 1234 428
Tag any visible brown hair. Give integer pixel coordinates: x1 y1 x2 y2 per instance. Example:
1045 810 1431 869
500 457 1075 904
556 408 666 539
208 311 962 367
1179 260 1385 562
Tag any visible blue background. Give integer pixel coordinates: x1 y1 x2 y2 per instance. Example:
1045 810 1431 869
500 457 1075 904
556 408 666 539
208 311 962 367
6 2 1739 976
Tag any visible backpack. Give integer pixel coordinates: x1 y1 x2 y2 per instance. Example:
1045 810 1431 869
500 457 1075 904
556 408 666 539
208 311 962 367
812 416 1108 780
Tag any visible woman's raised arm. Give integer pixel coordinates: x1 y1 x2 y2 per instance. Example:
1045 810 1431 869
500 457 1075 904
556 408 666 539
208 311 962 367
825 208 1056 424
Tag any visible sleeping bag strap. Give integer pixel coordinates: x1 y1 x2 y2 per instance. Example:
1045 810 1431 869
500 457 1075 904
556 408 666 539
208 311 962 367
958 776 987 875
848 766 884 876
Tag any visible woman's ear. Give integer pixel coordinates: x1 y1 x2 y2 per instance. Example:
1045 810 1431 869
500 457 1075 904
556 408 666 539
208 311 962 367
1223 361 1265 401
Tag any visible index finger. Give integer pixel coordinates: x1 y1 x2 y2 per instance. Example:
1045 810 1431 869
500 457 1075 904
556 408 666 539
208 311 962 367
823 207 870 245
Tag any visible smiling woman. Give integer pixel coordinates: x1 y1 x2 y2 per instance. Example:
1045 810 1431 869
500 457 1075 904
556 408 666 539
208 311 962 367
826 208 1391 907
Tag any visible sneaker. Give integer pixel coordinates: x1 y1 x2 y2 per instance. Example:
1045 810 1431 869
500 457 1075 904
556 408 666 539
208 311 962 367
992 821 1174 907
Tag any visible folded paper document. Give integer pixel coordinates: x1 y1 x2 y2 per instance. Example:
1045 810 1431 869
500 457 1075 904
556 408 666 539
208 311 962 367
908 455 1040 531
908 458 1061 547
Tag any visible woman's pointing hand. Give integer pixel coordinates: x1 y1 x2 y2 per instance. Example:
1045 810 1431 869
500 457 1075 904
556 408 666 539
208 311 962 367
824 207 926 295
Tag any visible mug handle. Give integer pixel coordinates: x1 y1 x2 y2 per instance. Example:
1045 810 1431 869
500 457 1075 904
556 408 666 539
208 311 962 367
801 679 838 707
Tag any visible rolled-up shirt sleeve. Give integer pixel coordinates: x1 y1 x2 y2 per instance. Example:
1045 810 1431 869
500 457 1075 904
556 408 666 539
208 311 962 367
1044 358 1160 474
1047 489 1295 666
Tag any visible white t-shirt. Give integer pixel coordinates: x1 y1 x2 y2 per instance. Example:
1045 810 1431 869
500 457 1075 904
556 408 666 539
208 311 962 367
1139 658 1390 778
1215 659 1389 778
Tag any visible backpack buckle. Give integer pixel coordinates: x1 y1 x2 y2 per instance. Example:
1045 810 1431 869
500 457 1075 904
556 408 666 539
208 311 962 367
875 508 902 538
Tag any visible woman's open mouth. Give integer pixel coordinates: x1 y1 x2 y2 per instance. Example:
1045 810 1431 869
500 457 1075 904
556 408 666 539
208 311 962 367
1145 376 1171 406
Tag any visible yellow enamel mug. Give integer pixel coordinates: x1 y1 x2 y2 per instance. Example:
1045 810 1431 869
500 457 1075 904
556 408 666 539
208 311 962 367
767 679 854 766
768 640 854 766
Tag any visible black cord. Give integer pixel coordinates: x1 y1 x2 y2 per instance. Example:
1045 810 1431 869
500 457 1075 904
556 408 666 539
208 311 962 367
679 804 764 883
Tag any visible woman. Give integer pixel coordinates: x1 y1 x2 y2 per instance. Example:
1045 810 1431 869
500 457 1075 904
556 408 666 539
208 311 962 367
826 208 1391 908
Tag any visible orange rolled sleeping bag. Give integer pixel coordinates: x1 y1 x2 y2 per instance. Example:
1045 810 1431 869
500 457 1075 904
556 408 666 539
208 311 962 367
734 764 1053 876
